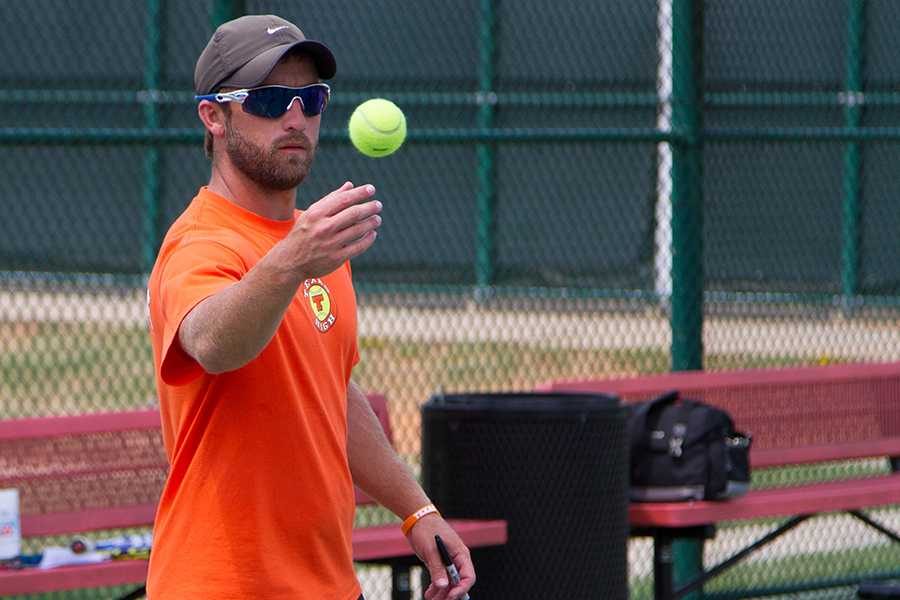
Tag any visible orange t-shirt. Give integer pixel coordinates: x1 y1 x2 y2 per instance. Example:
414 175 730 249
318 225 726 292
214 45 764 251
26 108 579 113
146 187 361 600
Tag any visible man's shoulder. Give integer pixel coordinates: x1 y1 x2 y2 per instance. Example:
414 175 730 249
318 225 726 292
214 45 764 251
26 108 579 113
150 207 247 278
163 198 247 249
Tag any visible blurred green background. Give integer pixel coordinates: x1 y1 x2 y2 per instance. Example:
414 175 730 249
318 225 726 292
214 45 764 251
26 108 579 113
2 1 899 598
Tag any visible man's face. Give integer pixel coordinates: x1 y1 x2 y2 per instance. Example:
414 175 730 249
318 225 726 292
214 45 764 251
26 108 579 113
223 54 322 191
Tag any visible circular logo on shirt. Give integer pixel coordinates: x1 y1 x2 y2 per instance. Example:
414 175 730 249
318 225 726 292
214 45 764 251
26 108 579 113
304 279 335 333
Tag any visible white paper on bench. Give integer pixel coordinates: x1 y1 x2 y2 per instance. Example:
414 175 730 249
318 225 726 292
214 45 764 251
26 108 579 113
39 546 110 569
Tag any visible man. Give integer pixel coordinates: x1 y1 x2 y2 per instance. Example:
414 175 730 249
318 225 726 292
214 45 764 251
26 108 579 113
146 14 474 600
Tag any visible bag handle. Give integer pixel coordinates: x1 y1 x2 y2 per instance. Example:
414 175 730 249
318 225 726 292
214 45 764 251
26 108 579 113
630 390 679 455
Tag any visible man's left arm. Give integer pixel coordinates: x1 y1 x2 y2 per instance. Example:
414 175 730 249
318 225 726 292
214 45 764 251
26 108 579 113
347 380 475 600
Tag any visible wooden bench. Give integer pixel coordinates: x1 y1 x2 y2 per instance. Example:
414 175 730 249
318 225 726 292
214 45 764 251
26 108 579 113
540 362 900 600
0 393 507 599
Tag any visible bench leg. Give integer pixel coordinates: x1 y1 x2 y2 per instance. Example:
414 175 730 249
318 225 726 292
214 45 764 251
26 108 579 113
654 532 675 600
673 539 704 600
849 510 900 544
116 586 147 600
391 564 412 600
653 533 708 600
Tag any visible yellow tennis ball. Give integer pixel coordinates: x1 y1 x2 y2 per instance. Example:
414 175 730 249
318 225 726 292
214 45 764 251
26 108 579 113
348 98 407 158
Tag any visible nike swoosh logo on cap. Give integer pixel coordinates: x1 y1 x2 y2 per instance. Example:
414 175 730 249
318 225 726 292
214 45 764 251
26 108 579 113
267 25 289 34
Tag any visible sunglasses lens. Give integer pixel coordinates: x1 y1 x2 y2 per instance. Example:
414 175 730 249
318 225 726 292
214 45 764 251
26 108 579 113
242 88 289 118
242 86 329 119
299 86 329 116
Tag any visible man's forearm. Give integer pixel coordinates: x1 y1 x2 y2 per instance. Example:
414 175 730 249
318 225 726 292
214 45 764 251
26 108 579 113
347 381 431 519
179 247 303 374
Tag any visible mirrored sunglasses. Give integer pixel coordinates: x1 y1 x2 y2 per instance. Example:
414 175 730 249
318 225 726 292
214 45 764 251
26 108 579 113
195 83 331 119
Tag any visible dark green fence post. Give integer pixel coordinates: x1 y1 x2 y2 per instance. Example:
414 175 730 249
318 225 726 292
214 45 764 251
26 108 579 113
670 0 705 597
142 0 162 271
841 0 865 307
143 0 246 272
670 0 704 373
672 0 703 371
475 0 497 292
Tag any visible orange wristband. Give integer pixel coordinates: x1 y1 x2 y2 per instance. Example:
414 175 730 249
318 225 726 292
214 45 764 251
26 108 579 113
401 503 439 536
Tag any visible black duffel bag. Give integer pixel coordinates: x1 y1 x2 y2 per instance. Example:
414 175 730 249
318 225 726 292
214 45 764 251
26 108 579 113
628 390 752 502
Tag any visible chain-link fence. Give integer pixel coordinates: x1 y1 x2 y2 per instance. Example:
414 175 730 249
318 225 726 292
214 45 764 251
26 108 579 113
2 0 899 598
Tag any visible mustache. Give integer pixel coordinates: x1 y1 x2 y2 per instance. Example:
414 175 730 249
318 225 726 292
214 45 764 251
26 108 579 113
274 134 313 150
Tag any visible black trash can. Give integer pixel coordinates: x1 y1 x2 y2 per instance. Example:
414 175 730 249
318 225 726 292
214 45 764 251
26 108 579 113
422 392 629 600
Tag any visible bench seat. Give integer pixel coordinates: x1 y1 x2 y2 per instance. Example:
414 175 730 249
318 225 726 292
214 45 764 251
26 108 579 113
0 518 508 595
630 473 900 528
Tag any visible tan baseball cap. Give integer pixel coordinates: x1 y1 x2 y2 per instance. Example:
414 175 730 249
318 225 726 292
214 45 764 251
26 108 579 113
194 14 336 95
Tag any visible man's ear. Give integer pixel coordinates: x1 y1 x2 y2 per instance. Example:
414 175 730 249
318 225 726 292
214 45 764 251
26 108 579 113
198 100 228 138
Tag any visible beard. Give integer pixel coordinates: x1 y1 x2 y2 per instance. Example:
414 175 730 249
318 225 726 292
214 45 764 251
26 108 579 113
224 122 315 191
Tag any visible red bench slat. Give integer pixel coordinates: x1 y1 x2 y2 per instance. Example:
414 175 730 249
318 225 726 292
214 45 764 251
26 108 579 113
353 519 508 561
752 438 900 468
630 474 900 528
21 504 159 538
0 560 149 595
540 362 900 395
0 410 161 440
540 362 900 465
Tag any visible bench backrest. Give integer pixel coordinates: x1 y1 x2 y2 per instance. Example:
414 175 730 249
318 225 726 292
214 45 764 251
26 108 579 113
540 362 900 468
0 393 391 537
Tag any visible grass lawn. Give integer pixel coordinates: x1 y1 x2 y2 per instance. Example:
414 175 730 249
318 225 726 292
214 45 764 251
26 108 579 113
0 322 155 418
628 540 900 600
1 318 821 419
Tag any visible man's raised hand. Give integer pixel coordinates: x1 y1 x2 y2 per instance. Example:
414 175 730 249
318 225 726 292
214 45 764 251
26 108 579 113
279 181 382 280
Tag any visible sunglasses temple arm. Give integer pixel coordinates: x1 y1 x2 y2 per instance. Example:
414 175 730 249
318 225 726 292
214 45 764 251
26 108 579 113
194 91 248 103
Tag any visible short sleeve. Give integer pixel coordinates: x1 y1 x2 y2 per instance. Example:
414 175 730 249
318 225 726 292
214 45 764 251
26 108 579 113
155 239 245 385
345 261 360 368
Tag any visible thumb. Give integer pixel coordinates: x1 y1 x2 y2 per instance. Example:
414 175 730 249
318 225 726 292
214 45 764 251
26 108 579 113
425 559 449 590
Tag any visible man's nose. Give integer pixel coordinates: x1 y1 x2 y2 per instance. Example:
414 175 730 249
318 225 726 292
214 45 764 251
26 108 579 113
282 97 308 129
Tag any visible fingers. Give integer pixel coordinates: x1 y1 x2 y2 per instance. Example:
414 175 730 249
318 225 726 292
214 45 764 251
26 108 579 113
336 214 382 248
306 181 382 241
452 544 475 583
311 182 376 218
441 539 474 600
341 230 378 261
330 199 382 234
334 206 382 261
423 559 450 600
287 180 382 274
305 181 352 218
424 583 448 600
405 518 476 600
